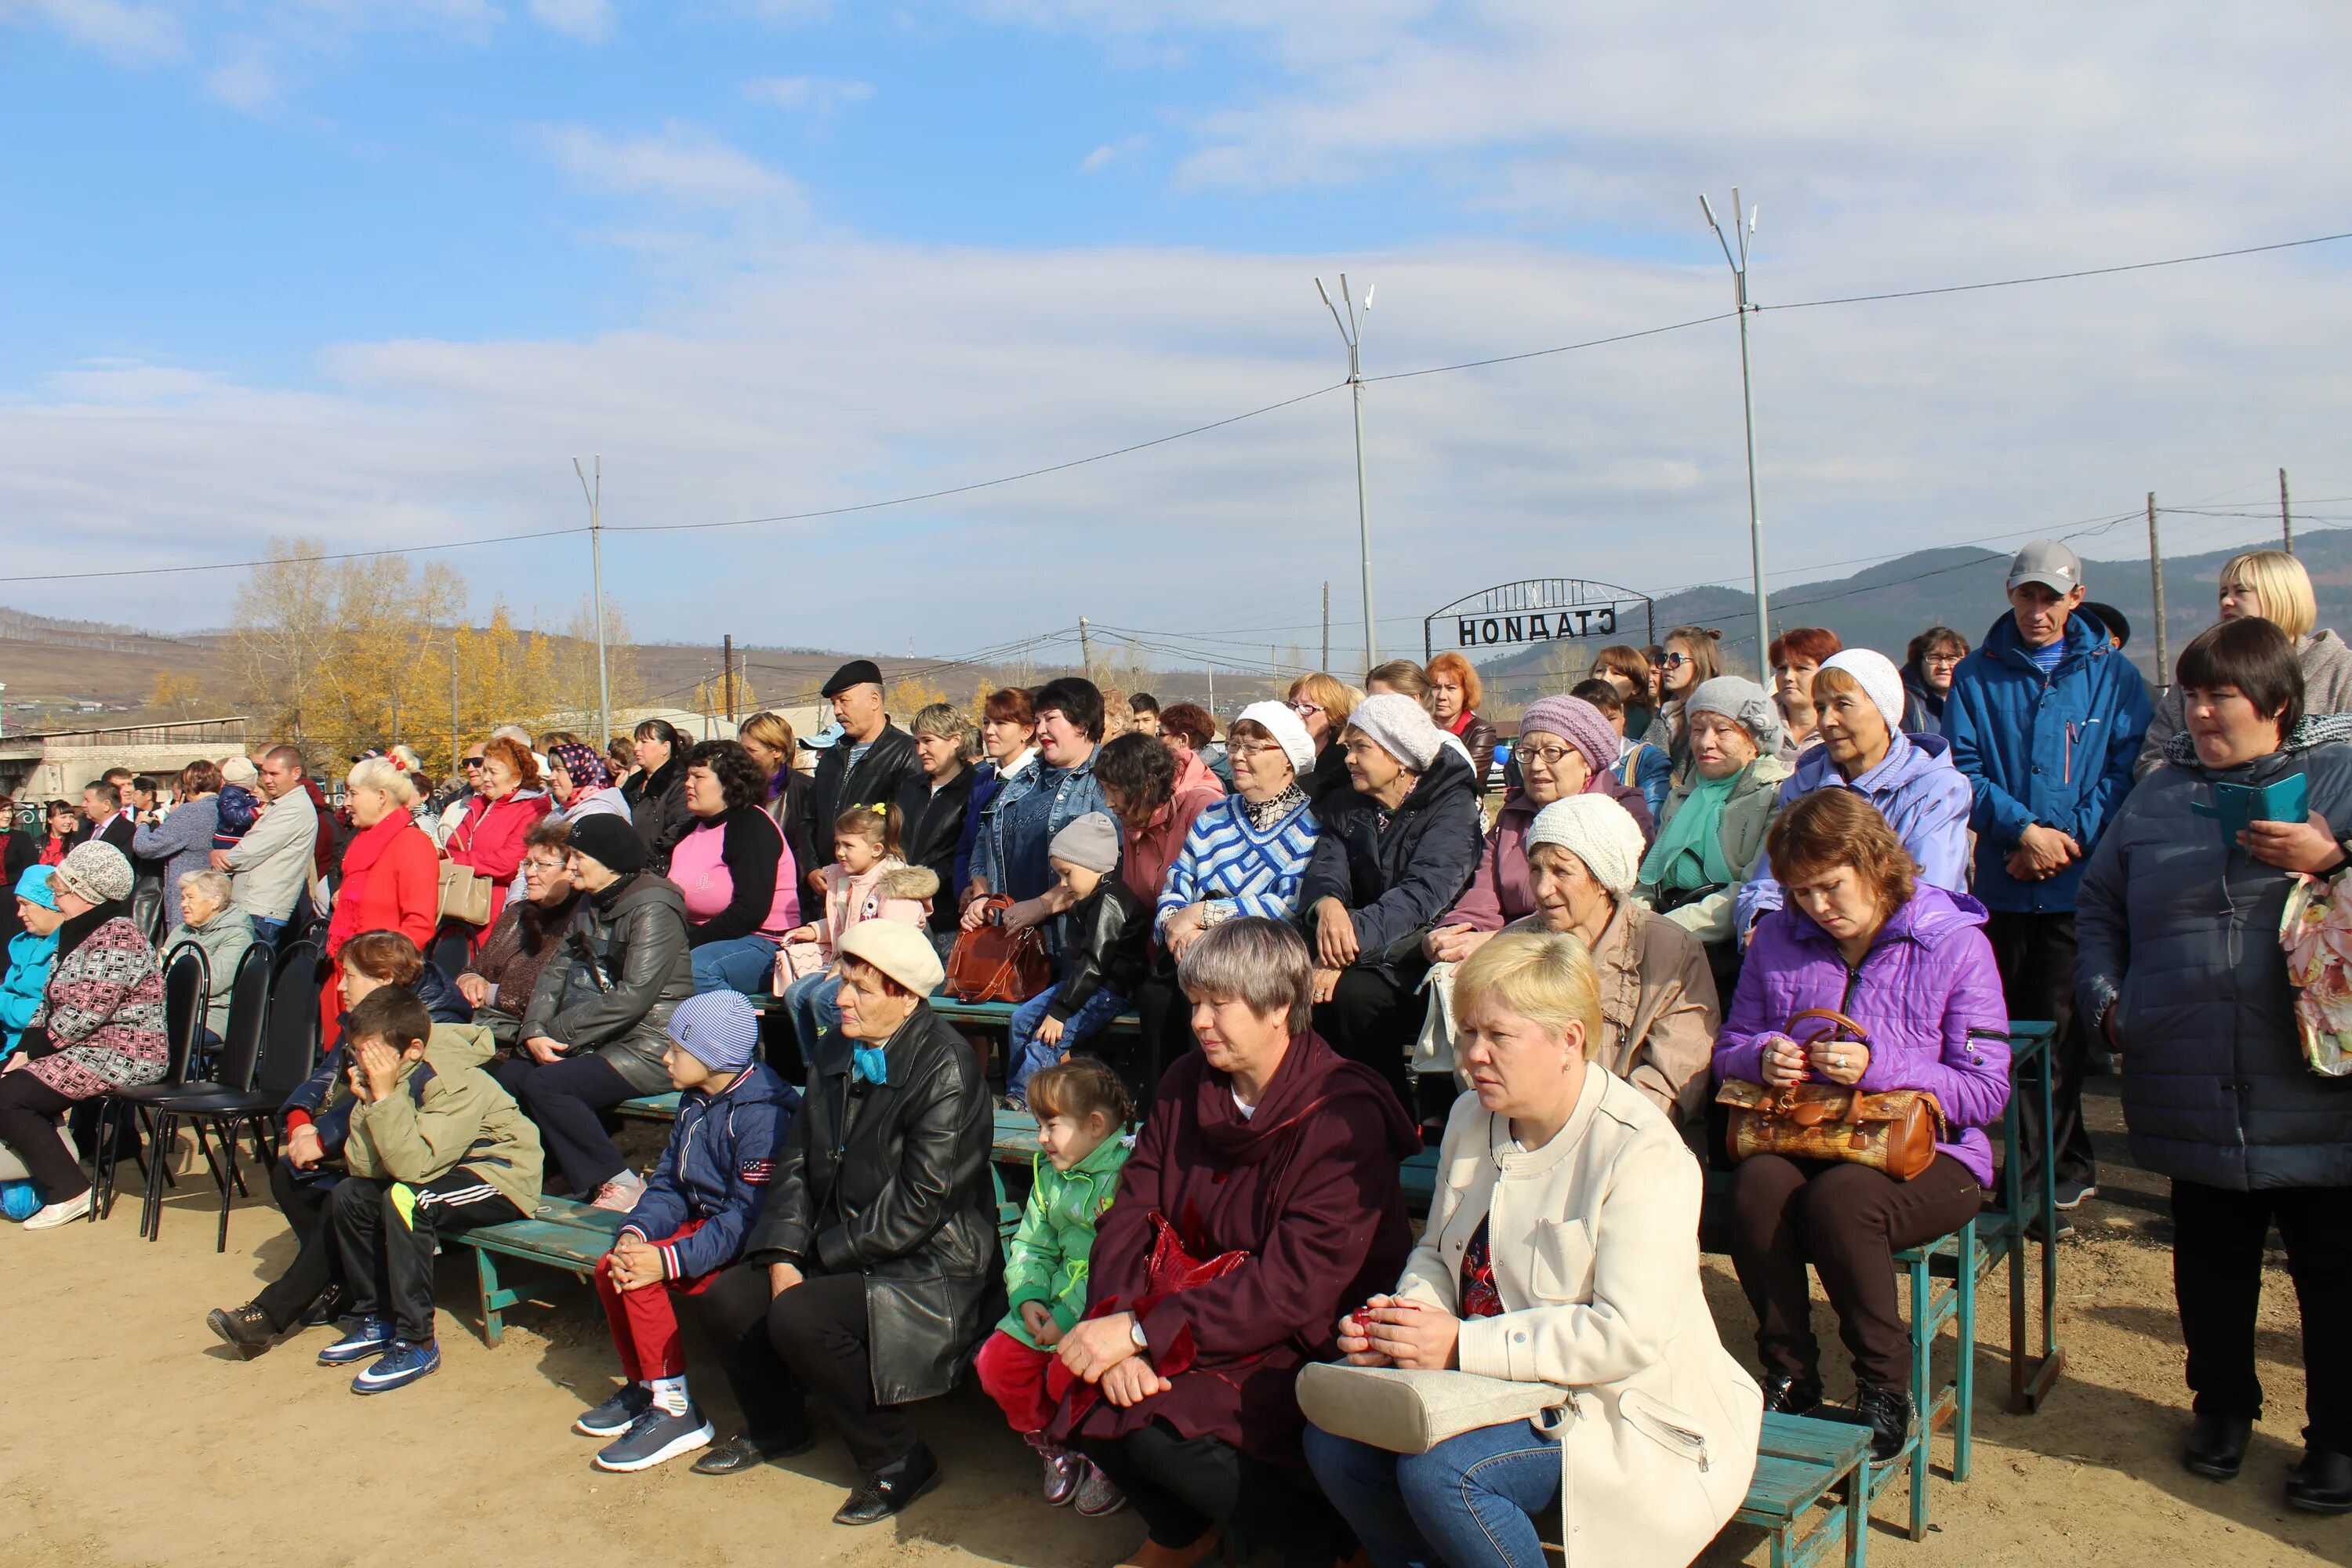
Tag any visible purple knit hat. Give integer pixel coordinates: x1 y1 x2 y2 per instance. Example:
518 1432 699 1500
1518 695 1619 778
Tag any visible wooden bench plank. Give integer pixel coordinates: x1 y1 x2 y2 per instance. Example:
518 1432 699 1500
615 1092 682 1122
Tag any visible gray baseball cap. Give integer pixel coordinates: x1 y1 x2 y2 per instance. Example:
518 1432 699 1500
2007 540 2083 593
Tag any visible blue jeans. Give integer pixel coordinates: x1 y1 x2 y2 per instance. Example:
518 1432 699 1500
782 971 841 1062
692 933 779 996
1303 1418 1562 1568
249 916 285 949
1005 982 1130 1100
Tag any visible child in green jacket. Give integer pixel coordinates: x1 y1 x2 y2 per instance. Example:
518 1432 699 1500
975 1057 1134 1517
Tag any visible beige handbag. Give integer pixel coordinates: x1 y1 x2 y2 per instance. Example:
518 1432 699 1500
437 857 494 927
1295 1362 1569 1456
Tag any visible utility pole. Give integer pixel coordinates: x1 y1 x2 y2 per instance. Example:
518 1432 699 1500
1701 191 1769 674
1316 274 1377 677
1206 660 1214 719
1321 581 1331 672
573 457 612 746
448 626 460 775
723 634 735 723
2281 467 2296 556
1079 617 1094 681
2149 492 2169 686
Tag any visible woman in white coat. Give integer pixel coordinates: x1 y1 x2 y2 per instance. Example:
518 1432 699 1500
1304 931 1759 1568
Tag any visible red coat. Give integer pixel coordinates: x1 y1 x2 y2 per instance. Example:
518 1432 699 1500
322 813 440 1042
443 791 552 953
1054 1030 1418 1463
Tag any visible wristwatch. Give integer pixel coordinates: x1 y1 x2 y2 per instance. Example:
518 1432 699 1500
1128 1318 1149 1351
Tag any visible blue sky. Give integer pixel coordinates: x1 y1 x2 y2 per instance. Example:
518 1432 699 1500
5 2 2350 667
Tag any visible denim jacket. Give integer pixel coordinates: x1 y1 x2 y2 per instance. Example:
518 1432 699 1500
970 747 1109 904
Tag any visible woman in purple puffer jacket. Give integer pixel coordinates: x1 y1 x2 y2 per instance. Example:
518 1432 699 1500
1713 788 2010 1463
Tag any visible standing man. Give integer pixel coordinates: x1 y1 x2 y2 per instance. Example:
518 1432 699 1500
801 660 921 896
210 744 321 948
78 779 137 855
1127 694 1161 737
1945 542 2151 1217
126 774 167 942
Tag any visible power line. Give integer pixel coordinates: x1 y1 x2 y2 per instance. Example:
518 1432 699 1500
1764 229 2352 314
1363 311 1738 383
0 526 585 586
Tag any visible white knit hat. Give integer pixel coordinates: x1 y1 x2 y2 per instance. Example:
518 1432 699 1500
1235 701 1316 778
1345 692 1443 771
1820 649 1906 737
1525 794 1646 898
53 840 134 906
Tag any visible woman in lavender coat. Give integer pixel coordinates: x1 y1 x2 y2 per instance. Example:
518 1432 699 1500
1713 788 2010 1462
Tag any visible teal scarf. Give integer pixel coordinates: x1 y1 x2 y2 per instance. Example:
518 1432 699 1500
1639 764 1744 891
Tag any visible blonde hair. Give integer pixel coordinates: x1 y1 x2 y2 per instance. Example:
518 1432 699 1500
2220 549 2317 641
1287 671 1359 735
738 710 797 760
347 756 420 807
1454 931 1602 1061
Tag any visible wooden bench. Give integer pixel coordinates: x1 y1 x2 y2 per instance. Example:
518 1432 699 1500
1739 1412 1873 1568
452 1195 627 1346
615 1091 682 1123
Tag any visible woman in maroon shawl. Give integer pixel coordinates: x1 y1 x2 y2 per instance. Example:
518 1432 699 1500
1052 916 1418 1568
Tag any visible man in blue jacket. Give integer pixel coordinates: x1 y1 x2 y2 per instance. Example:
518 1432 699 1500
1945 541 2151 1214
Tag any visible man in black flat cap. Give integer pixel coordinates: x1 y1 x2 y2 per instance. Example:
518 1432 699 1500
802 659 921 896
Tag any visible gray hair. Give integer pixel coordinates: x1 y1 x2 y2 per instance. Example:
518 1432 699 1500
1176 916 1314 1036
490 724 533 747
347 756 420 806
178 868 232 910
910 702 978 764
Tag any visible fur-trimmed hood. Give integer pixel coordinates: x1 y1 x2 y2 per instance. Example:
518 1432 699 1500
873 864 941 902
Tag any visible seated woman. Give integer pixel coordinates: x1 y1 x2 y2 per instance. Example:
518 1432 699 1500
1285 672 1360 809
624 717 695 874
1715 789 2009 1457
1570 678 1671 820
695 922 994 1526
955 688 1040 916
1098 731 1221 927
671 740 799 996
457 818 580 1050
896 703 978 958
1300 694 1486 1103
1052 917 1417 1568
4 866 63 1057
1636 677 1791 997
131 760 222 932
1733 648 1973 938
0 842 165 1230
509 815 694 1211
162 869 255 1050
1306 931 1760 1568
548 739 630 823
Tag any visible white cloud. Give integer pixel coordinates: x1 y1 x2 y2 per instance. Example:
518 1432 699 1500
528 0 616 43
742 74 874 116
536 122 807 212
204 49 279 114
1080 134 1149 173
5 0 184 64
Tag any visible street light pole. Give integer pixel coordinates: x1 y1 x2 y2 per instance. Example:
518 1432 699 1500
573 457 612 746
1316 274 1377 678
1701 191 1769 675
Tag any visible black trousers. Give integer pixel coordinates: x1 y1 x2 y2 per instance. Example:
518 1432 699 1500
252 1162 341 1330
494 1052 634 1192
2172 1178 2352 1454
331 1167 521 1344
1079 1421 1340 1568
695 1261 920 1476
1726 1152 1984 1392
0 1072 86 1201
1312 967 1424 1107
1985 909 2096 1190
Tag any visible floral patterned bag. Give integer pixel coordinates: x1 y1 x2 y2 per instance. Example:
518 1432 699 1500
2279 870 2352 1076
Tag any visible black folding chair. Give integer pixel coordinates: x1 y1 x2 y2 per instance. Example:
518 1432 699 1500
131 943 277 1248
92 942 210 1220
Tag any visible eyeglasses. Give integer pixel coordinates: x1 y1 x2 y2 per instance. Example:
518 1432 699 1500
1924 652 1964 668
1518 744 1579 768
1661 653 1693 669
1226 741 1283 760
1290 701 1323 717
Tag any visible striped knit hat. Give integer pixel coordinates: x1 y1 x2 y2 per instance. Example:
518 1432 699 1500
666 990 760 1073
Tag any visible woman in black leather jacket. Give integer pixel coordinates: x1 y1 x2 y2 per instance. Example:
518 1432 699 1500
691 919 996 1528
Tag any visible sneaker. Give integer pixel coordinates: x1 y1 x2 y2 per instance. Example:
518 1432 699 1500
590 1171 648 1213
2053 1179 2097 1211
317 1316 395 1364
1038 1443 1083 1507
594 1402 717 1472
208 1303 279 1359
1073 1458 1127 1519
21 1192 92 1231
575 1384 654 1438
351 1338 441 1395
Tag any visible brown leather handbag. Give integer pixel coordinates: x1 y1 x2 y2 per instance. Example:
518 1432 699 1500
1716 1007 1947 1181
943 895 1053 1003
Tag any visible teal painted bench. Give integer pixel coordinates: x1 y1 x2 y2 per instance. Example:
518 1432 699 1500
615 1091 682 1122
453 1195 626 1346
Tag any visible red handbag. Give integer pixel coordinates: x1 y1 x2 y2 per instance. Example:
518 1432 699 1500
943 895 1053 1003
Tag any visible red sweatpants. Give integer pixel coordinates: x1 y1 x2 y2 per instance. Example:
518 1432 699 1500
593 1222 716 1382
975 1327 1076 1435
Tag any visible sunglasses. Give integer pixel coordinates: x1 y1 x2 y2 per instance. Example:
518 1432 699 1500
1661 653 1693 669
461 757 485 768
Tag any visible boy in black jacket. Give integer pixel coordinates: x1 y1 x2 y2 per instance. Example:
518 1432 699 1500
1004 814 1147 1108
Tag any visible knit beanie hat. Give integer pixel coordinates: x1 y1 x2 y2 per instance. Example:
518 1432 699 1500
220 755 259 789
1820 649 1907 737
1525 794 1646 898
1235 700 1316 778
1686 676 1784 756
13 863 57 911
666 989 760 1074
1518 695 1620 777
566 813 647 875
53 840 133 906
839 918 946 998
1346 693 1443 771
1048 812 1123 876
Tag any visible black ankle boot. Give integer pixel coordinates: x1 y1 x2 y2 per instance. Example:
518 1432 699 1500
1762 1374 1823 1417
1850 1383 1915 1463
834 1443 941 1526
2285 1446 2352 1514
2182 1411 2252 1479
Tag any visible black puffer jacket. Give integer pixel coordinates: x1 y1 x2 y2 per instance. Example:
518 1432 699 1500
519 871 693 1094
1304 742 1355 811
1300 746 1487 986
626 758 693 874
2077 717 2352 1189
808 722 924 881
896 767 976 936
745 1000 996 1403
1051 879 1149 1022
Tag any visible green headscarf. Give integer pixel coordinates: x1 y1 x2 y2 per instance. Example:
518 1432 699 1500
1639 761 1745 891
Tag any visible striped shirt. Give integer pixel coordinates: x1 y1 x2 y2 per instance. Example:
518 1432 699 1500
1155 794 1319 936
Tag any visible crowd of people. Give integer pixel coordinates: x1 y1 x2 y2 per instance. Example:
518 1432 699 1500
2 538 2350 1563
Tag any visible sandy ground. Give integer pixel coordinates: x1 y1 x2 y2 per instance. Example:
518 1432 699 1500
4 1080 2347 1568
